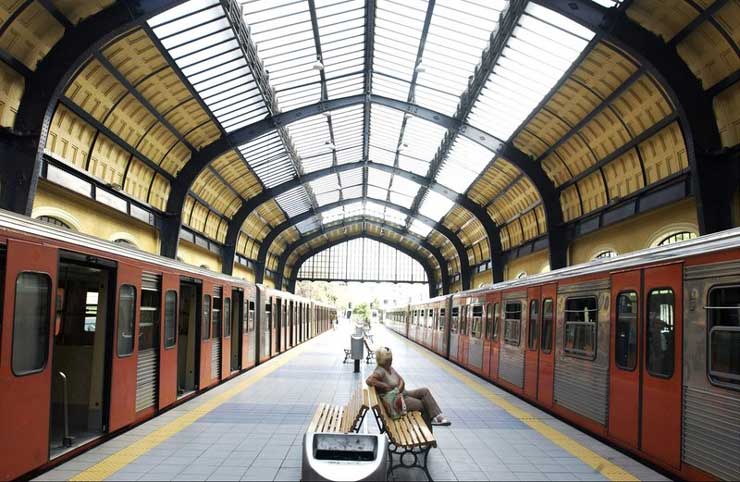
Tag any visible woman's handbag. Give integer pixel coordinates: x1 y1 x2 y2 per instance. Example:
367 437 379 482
380 387 407 420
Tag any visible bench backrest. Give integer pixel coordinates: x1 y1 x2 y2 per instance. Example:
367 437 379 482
340 384 369 433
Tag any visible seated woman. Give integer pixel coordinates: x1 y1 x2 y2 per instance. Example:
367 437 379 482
366 346 450 427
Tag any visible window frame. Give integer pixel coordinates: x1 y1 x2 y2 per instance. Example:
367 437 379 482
471 304 483 339
614 291 638 371
117 284 137 358
645 288 675 379
485 303 493 340
492 302 500 341
540 298 553 353
706 284 740 390
163 290 177 349
12 271 52 376
503 301 522 346
563 296 598 360
202 294 211 340
528 299 539 351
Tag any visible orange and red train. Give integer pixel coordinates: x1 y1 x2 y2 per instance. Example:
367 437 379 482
0 210 336 480
387 227 740 481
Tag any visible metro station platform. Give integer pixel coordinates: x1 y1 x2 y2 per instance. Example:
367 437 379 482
36 324 668 482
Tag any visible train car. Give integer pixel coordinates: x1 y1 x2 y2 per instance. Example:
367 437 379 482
391 227 740 481
0 211 333 481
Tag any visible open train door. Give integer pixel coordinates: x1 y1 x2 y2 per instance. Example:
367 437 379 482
0 240 56 480
641 263 683 470
110 262 140 432
158 272 179 410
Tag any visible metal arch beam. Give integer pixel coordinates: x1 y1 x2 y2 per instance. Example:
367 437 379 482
286 229 440 299
273 199 466 290
164 94 543 279
281 216 447 296
3 0 183 216
242 198 449 291
536 0 735 235
219 160 478 284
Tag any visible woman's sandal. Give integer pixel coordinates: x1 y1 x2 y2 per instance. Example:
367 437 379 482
431 416 451 426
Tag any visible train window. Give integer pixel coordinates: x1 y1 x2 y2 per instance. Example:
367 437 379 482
504 301 522 346
12 272 51 375
117 284 136 357
224 298 231 337
438 308 446 331
202 295 211 340
485 303 493 340
528 300 539 350
564 297 597 359
428 309 434 328
541 299 553 353
646 289 675 378
615 292 638 370
707 286 740 387
471 305 483 338
451 306 459 333
212 294 222 338
139 287 160 351
164 291 177 349
493 303 500 341
248 301 256 332
460 305 468 335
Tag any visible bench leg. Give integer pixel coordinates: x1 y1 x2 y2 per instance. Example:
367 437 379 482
386 443 433 482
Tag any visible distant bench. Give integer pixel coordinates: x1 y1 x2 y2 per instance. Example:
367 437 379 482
308 384 369 433
367 385 437 480
342 335 375 364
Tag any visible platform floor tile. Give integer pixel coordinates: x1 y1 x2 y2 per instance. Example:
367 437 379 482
36 324 670 481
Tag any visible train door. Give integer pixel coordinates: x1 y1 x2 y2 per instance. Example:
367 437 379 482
220 290 232 378
158 273 179 409
489 294 502 382
608 269 640 449
273 298 281 355
177 279 201 398
282 302 288 351
641 263 683 469
449 306 460 362
482 302 493 378
243 295 256 369
210 287 223 383
459 304 470 365
468 304 485 373
49 254 115 457
537 284 556 407
231 289 243 373
109 262 140 432
261 298 271 363
199 281 214 388
524 286 541 399
0 240 55 479
136 273 162 418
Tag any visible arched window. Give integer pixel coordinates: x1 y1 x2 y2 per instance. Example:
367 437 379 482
113 238 137 249
658 231 697 246
593 250 617 260
516 272 527 279
36 215 72 230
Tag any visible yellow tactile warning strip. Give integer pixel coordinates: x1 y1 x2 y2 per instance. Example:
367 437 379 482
70 341 314 482
397 333 639 482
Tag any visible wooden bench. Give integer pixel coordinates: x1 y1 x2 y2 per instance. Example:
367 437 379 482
367 385 437 481
363 336 375 364
308 384 369 433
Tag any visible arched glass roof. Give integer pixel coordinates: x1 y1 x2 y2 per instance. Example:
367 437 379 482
147 0 595 233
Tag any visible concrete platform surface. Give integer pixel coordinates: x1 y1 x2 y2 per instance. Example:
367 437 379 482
35 323 669 481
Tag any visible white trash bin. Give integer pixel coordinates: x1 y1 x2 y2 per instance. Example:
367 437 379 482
302 432 388 481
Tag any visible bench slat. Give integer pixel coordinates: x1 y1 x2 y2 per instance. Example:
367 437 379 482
412 412 437 447
308 403 325 432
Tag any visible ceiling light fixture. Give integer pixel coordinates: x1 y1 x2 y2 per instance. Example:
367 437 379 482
312 59 324 71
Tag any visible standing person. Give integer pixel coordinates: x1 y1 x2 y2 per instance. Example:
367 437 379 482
366 346 451 428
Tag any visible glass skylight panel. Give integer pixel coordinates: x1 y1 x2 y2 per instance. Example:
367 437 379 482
371 0 428 101
285 113 333 173
413 0 507 115
242 0 321 111
467 3 594 140
321 205 347 224
149 1 270 132
342 185 363 199
309 174 340 194
238 132 298 188
367 185 389 201
329 105 364 164
383 205 408 225
389 190 414 209
419 189 454 221
436 136 492 193
398 156 429 176
409 219 433 238
368 167 392 189
389 175 421 198
339 167 363 188
296 216 321 234
275 186 313 218
315 190 340 206
316 0 366 97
